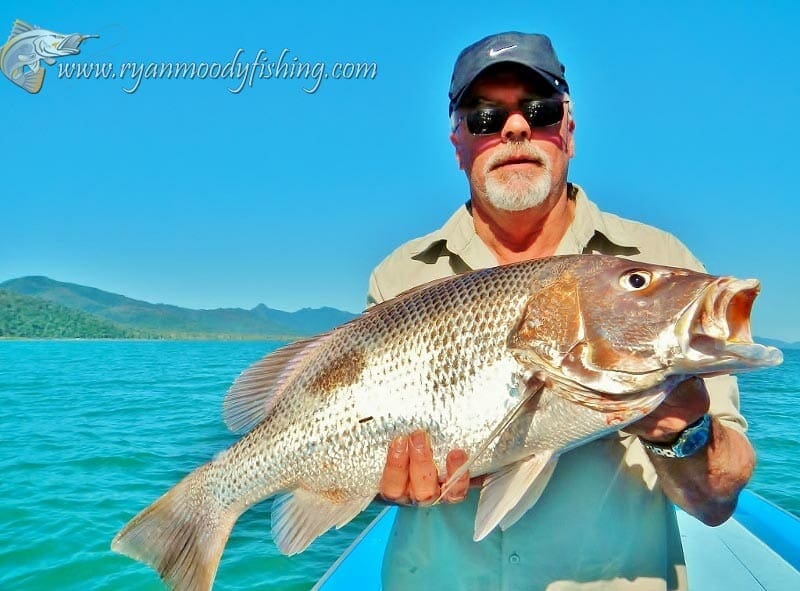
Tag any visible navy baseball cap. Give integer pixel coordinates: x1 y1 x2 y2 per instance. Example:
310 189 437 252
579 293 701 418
448 32 569 113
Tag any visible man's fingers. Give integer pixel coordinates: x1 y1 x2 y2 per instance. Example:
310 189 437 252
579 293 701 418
408 430 441 503
443 449 470 503
379 435 410 502
380 431 468 505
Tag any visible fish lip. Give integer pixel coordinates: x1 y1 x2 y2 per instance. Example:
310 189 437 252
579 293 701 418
677 278 783 370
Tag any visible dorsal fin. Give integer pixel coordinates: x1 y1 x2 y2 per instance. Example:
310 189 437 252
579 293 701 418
223 335 326 433
10 20 35 39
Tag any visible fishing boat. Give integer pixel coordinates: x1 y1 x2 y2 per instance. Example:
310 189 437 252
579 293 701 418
314 489 800 590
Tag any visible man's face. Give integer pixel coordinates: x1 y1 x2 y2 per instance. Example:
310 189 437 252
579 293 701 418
450 68 575 213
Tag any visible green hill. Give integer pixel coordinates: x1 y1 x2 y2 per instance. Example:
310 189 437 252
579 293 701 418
0 276 359 339
0 290 154 339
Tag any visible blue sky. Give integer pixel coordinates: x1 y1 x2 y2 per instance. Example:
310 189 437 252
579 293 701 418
2 1 798 341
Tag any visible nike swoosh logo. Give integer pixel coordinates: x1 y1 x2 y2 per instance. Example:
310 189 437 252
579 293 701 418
488 45 517 57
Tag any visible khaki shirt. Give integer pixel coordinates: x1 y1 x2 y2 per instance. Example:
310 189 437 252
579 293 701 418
367 184 745 591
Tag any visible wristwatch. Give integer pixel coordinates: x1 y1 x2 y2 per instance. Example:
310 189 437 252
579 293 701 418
641 414 712 459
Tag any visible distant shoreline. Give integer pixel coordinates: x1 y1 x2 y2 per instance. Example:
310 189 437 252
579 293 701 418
1 278 358 342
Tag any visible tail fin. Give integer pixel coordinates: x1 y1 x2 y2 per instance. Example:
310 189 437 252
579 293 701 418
111 466 241 591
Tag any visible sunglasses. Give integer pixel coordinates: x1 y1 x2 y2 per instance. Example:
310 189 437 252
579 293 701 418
456 98 568 136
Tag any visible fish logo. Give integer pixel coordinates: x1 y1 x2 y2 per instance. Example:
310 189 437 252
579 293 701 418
0 19 97 94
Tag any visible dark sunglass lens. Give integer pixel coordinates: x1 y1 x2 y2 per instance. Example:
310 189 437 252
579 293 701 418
522 100 564 127
466 107 508 135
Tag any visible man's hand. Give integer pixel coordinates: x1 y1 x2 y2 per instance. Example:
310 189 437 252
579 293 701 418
379 430 472 505
625 377 710 443
627 377 755 525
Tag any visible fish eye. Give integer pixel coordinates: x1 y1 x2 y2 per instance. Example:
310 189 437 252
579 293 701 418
620 270 652 291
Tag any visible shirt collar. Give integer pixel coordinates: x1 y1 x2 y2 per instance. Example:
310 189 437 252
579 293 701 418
410 183 640 269
409 201 498 270
554 183 639 255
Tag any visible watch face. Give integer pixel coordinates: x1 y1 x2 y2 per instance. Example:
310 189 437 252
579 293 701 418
642 414 711 458
674 415 711 458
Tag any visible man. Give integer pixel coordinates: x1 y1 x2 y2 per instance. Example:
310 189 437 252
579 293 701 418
367 32 755 590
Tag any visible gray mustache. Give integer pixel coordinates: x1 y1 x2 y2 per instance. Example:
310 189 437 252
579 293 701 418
486 143 551 172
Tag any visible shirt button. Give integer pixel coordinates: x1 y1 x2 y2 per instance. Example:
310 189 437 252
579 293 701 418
509 552 520 564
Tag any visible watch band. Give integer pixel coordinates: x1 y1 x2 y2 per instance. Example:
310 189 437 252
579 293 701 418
641 414 712 459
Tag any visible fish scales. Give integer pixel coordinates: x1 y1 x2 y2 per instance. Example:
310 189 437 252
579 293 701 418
215 258 558 502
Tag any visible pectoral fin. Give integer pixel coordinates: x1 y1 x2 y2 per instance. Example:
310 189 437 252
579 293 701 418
436 372 546 504
271 489 373 556
473 450 558 541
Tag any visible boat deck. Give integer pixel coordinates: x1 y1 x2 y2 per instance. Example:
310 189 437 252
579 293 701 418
677 492 799 590
315 490 800 590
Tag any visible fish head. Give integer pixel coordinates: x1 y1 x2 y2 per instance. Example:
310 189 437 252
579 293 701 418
32 31 94 58
507 255 782 396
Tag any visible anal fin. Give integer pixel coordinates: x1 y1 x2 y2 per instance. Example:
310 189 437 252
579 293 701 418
271 489 374 555
22 69 45 94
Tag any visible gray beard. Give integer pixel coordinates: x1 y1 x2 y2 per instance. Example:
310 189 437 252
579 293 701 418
482 143 553 212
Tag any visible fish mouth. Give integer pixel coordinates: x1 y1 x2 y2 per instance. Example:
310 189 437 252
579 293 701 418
57 34 88 54
676 278 783 372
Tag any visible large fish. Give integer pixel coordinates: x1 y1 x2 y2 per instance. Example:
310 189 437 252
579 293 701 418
112 255 782 591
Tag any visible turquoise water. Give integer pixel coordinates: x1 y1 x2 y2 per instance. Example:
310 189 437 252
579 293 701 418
0 341 797 590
